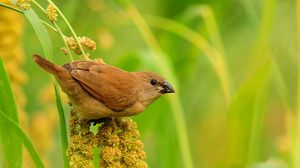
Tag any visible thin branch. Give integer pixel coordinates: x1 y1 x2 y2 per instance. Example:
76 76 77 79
0 2 23 14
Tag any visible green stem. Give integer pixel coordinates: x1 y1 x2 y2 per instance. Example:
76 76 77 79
146 15 232 105
46 0 88 60
53 82 70 168
40 20 59 33
0 2 23 13
3 1 86 61
32 0 73 61
185 5 233 101
0 2 68 45
32 0 46 13
0 111 45 168
52 21 74 61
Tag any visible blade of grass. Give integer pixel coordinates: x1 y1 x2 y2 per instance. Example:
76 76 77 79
272 59 294 112
54 82 69 168
244 0 276 78
0 57 22 167
10 3 70 167
23 9 70 168
181 4 233 102
0 2 23 14
117 3 193 168
247 65 271 165
0 110 44 168
182 5 226 56
224 62 270 167
45 0 88 60
238 0 259 25
22 8 53 60
146 15 232 105
30 0 73 61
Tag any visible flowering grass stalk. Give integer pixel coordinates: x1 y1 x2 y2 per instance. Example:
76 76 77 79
45 0 88 60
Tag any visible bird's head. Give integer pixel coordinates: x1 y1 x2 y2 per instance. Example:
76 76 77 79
135 72 175 105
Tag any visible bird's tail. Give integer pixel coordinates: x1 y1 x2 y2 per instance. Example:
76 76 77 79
33 54 77 96
33 54 61 75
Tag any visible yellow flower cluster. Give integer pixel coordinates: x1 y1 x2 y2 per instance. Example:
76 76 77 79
46 3 58 22
67 109 148 167
98 118 148 168
16 0 31 10
117 118 148 168
65 36 96 55
97 118 122 167
67 110 95 168
68 134 95 168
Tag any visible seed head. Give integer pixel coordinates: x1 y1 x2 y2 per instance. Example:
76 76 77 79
16 0 31 10
80 36 96 51
98 118 148 167
66 36 96 55
46 3 58 22
67 111 95 168
60 47 68 55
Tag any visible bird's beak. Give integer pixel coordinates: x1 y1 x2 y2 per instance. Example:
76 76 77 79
160 81 175 94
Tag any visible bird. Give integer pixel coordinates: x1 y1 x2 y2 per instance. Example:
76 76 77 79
33 54 175 120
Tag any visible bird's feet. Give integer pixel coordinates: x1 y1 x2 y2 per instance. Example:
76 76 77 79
89 118 110 126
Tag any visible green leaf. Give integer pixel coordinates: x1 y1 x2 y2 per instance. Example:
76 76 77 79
23 9 53 60
224 62 271 167
54 82 69 168
146 15 232 104
20 6 69 167
0 110 44 168
8 1 53 60
0 57 22 167
0 2 23 14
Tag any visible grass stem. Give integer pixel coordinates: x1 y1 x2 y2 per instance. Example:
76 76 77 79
32 0 46 13
0 111 44 168
46 0 88 60
31 0 73 61
0 2 23 14
54 82 70 168
52 21 74 61
146 15 232 104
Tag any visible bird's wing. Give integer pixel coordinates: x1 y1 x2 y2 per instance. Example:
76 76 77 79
69 62 139 111
63 61 99 71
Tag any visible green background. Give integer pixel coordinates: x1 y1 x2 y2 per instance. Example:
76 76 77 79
11 0 299 167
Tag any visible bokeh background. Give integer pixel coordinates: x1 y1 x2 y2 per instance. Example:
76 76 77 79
0 0 299 167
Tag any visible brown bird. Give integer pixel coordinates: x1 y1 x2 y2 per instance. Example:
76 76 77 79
33 54 175 119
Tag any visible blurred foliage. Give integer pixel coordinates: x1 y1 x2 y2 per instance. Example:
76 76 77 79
0 0 299 167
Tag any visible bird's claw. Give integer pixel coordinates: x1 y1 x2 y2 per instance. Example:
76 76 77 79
89 118 109 126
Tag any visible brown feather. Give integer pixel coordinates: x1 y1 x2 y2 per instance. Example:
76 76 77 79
33 54 173 119
33 54 71 80
69 63 139 111
33 54 60 74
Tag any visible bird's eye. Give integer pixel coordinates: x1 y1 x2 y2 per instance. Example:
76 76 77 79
150 79 157 85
